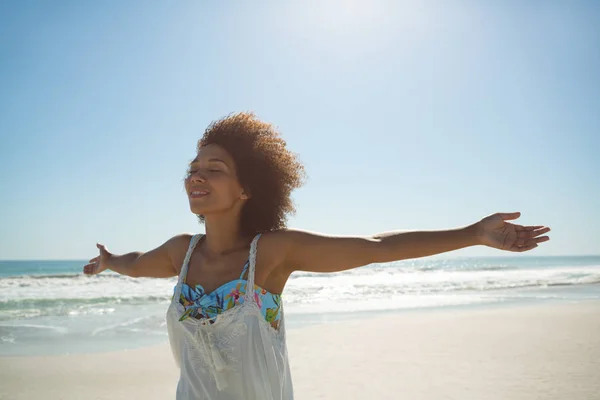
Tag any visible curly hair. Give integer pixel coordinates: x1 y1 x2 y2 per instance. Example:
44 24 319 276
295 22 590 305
196 112 306 236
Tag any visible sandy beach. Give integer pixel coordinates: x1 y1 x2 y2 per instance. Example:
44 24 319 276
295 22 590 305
1 300 599 400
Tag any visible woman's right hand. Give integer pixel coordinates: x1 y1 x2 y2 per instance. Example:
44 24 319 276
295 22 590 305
83 243 113 275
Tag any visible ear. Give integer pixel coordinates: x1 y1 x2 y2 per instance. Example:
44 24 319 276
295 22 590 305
240 189 251 200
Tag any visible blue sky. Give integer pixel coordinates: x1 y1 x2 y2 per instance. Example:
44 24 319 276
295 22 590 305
1 0 598 260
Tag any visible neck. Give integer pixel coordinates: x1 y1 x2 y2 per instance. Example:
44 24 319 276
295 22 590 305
202 212 249 256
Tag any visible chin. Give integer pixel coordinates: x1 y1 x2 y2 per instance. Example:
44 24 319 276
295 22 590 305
189 200 208 215
190 205 209 215
189 201 223 216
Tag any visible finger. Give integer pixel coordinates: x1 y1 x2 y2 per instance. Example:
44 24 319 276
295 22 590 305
83 264 96 274
518 236 550 247
89 256 99 263
532 236 550 243
511 243 538 252
531 227 551 238
518 227 551 239
497 212 521 221
515 225 544 231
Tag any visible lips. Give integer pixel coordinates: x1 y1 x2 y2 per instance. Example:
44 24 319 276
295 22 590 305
190 188 210 198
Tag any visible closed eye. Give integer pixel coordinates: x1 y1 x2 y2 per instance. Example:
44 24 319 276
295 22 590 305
186 168 222 176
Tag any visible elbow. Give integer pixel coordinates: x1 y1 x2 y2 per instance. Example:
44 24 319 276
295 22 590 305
127 268 140 278
127 257 142 278
369 236 409 264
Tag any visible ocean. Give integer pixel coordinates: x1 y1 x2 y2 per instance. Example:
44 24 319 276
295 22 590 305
1 256 599 356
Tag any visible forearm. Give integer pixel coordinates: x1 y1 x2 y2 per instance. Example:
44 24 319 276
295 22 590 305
371 224 481 262
106 252 143 277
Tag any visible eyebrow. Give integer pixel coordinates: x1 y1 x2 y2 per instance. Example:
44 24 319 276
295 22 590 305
190 157 228 166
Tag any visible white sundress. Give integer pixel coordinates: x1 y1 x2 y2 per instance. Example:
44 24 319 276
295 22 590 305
166 233 294 399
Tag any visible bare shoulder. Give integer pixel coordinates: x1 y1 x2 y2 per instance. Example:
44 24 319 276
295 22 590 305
165 233 197 274
256 229 312 271
254 230 298 290
259 228 335 248
256 229 296 253
259 228 312 241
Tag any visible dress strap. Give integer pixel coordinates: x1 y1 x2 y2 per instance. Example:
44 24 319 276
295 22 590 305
174 234 203 301
238 261 250 280
244 233 262 302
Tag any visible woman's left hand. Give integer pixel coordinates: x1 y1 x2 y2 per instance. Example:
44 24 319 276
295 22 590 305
475 212 550 252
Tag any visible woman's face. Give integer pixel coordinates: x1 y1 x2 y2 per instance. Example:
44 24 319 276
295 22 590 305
184 144 249 217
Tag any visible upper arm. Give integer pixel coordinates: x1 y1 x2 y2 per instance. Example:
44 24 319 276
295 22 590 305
273 229 382 274
131 234 191 278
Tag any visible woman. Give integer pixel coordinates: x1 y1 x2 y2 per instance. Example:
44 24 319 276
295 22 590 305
83 112 550 399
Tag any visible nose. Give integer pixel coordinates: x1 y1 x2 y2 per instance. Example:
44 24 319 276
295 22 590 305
190 169 207 183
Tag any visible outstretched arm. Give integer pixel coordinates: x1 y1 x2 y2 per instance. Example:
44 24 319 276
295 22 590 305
83 234 191 278
280 212 550 273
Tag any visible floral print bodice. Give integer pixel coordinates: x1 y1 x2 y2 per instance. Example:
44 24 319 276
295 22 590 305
172 260 282 330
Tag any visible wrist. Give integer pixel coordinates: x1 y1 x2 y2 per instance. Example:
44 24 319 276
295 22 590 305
462 223 483 246
104 253 119 271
